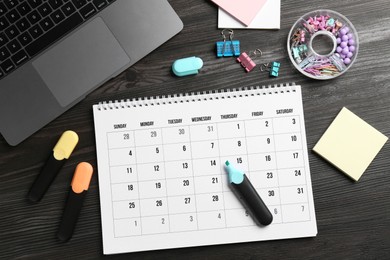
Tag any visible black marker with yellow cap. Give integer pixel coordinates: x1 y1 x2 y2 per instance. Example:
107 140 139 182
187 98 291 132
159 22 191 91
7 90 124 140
57 162 94 242
28 130 79 202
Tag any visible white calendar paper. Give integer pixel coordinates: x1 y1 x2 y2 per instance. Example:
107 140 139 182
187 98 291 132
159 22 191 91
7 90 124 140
93 84 317 254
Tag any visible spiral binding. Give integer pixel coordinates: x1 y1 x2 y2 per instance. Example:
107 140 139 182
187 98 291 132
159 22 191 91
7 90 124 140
96 83 296 111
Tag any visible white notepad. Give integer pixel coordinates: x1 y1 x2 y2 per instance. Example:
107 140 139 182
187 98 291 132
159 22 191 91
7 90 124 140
93 84 317 254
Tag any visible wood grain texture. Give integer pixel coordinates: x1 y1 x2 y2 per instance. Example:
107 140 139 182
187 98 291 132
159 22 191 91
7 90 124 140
1 0 390 259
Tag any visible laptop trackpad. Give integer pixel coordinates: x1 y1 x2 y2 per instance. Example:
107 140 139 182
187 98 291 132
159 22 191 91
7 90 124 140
33 17 130 107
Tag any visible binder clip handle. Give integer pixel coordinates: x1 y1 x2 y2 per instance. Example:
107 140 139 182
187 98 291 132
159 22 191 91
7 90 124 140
252 49 263 57
221 28 234 41
260 63 269 72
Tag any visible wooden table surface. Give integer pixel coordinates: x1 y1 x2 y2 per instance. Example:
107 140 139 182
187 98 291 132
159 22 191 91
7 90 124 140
1 0 390 259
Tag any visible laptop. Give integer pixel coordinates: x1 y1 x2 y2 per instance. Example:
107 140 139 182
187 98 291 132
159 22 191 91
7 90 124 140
0 0 183 146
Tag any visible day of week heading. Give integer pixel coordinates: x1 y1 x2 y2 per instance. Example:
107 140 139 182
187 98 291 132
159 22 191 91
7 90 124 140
276 108 293 114
192 116 212 122
140 121 154 127
168 119 183 124
220 113 237 119
113 124 127 129
252 111 263 117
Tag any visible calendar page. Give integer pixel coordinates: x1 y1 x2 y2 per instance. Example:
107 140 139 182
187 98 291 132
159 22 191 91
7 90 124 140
93 84 317 255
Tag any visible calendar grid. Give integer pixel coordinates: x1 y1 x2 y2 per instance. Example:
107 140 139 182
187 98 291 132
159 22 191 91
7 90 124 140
240 120 252 220
94 84 317 254
106 150 306 168
188 125 200 231
271 117 284 223
108 116 312 238
215 122 228 228
109 187 307 204
112 218 314 238
160 127 171 233
297 113 313 222
110 200 309 218
106 132 118 238
132 130 142 235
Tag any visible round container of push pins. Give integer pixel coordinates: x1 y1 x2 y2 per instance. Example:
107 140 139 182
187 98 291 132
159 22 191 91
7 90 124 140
287 10 359 80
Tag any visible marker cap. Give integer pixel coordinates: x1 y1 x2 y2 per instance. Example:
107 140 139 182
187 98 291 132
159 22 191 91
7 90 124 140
71 162 94 193
225 160 244 184
53 130 79 160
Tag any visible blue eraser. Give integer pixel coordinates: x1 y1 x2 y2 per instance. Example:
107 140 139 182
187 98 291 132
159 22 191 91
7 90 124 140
172 56 203 77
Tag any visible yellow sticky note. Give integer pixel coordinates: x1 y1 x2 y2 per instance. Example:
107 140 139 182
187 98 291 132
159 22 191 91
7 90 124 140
313 107 388 181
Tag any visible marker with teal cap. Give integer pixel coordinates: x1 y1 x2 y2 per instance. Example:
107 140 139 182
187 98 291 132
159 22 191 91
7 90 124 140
225 160 273 226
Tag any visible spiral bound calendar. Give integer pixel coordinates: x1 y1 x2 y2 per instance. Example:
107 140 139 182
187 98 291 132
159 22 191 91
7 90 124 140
92 83 317 255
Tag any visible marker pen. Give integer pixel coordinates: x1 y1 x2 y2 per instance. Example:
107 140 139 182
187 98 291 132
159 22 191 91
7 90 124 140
28 130 79 202
225 161 273 226
57 162 94 242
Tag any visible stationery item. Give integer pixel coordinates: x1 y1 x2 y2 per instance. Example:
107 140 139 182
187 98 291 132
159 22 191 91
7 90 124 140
287 10 359 80
269 61 281 77
313 107 388 181
58 162 94 242
28 130 79 202
172 57 203 76
224 161 273 225
216 29 240 57
218 0 281 29
261 61 281 77
216 41 240 57
211 0 268 26
92 83 317 254
237 49 262 72
237 52 256 72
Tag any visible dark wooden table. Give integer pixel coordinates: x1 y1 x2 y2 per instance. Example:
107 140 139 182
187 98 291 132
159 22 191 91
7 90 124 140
1 0 390 259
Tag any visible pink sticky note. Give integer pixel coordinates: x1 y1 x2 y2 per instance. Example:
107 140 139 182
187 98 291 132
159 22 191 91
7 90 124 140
210 0 268 26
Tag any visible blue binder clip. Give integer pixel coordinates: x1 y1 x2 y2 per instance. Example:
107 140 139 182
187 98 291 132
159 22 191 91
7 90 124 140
216 29 240 57
269 61 281 77
261 61 281 77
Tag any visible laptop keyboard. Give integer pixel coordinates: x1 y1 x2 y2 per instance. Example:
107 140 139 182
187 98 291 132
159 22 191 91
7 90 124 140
0 0 117 79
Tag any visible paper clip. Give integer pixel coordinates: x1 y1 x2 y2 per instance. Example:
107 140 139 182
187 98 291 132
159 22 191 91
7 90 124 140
237 49 262 72
261 61 281 77
216 29 240 57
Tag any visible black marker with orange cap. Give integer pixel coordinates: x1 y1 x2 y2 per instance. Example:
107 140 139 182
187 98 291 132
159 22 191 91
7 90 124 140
57 162 94 242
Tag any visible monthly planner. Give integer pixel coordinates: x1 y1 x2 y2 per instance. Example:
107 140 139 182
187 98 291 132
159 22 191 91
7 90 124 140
92 84 317 255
